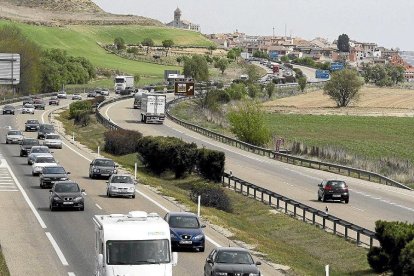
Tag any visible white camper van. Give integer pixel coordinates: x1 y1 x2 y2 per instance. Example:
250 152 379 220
93 211 178 276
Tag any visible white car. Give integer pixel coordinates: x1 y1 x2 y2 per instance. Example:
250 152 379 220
22 103 35 114
57 91 67 99
6 130 24 144
72 94 82 100
32 156 58 176
27 146 52 165
100 89 109 96
106 174 136 198
43 133 62 149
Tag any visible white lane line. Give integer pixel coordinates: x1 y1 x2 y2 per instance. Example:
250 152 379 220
95 204 103 210
45 232 69 266
0 189 18 192
349 206 364 212
68 272 76 276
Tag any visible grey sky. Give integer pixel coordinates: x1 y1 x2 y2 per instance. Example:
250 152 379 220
92 0 413 50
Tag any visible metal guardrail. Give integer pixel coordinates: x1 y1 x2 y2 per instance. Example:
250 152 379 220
166 97 412 191
95 95 134 130
222 172 378 248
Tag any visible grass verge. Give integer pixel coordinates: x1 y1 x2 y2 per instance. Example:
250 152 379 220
0 246 10 276
56 109 374 275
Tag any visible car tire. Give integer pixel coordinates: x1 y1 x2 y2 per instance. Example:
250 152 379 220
322 194 327 202
50 204 55 211
344 199 349 204
107 191 111 197
132 194 135 199
32 172 36 176
40 182 43 189
6 140 9 144
317 194 321 201
79 207 84 211
199 246 205 252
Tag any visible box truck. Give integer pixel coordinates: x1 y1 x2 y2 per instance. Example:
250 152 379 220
93 211 178 276
114 76 134 93
140 93 166 124
133 89 148 109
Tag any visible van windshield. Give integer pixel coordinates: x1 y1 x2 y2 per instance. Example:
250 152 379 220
106 240 170 265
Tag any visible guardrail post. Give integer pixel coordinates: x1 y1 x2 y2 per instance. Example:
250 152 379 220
284 201 288 214
253 188 257 200
370 236 373 248
356 231 361 245
268 193 272 206
332 218 339 235
312 212 316 225
302 208 306 222
276 197 280 209
261 190 264 202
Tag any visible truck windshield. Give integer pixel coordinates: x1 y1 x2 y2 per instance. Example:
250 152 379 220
115 78 125 83
106 240 170 265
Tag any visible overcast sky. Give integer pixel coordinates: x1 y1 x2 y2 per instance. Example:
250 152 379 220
92 0 413 50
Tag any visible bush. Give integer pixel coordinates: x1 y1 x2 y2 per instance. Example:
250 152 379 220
73 110 91 126
367 247 389 273
197 148 225 182
189 183 232 212
400 239 414 275
104 129 143 155
69 100 92 118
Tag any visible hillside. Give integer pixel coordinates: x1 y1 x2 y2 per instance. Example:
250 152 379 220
4 0 103 12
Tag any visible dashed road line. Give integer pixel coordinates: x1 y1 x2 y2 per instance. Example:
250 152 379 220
46 232 69 266
95 204 102 210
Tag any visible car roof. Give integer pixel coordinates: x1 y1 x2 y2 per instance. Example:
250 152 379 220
7 129 21 133
215 247 250 253
31 146 49 149
167 212 198 218
93 158 113 161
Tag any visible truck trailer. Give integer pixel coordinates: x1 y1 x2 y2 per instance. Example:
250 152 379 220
140 93 166 124
93 211 178 276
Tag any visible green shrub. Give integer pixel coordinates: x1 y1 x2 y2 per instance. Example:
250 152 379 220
189 183 232 212
73 110 90 126
104 129 143 155
400 239 414 275
197 148 225 182
69 100 92 118
367 247 389 273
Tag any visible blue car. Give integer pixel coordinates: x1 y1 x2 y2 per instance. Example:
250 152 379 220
164 212 206 252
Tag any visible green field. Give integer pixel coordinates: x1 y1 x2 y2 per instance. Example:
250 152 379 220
0 21 212 77
0 247 10 276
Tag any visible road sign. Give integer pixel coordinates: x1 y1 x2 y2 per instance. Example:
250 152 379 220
175 81 195 96
0 53 20 85
315 69 330 79
330 62 344 71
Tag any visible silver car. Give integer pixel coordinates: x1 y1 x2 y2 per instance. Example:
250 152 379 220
27 146 52 165
43 133 62 149
106 174 136 198
6 130 24 144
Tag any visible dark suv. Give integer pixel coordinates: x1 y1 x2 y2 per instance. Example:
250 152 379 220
20 138 40 157
318 180 349 203
37 124 55 139
40 166 70 189
25 119 40 131
89 158 117 179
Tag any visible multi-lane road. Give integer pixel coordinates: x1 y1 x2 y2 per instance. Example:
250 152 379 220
0 97 282 276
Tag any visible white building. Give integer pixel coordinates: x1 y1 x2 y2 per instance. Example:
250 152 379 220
166 8 200 32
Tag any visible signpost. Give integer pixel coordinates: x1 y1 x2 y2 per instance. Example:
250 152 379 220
174 79 195 96
315 69 330 79
0 53 21 94
330 62 344 71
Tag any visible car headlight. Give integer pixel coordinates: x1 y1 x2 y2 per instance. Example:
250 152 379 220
74 196 83 202
53 196 61 201
193 234 204 240
110 186 117 191
249 274 260 276
214 273 228 276
42 178 50 181
93 168 100 173
60 177 68 181
128 187 135 191
34 166 41 171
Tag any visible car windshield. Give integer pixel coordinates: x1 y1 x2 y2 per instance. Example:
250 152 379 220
41 125 54 131
43 167 66 174
35 157 55 163
95 159 115 167
110 176 133 184
106 240 170 265
27 120 39 124
216 251 254 264
46 135 60 140
327 181 347 188
24 104 34 108
4 105 13 109
30 147 50 153
54 183 79 193
169 215 199 229
8 131 21 135
22 139 39 145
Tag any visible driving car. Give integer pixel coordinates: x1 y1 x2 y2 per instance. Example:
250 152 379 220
204 247 261 276
25 119 40 131
318 180 349 203
57 91 67 99
27 146 52 165
89 158 117 179
71 93 82 100
48 96 60 105
22 103 35 114
106 174 136 198
99 88 109 96
6 130 23 144
2 105 15 115
20 138 40 157
43 133 62 149
87 90 97 98
164 212 206 252
37 123 55 139
33 99 45 110
49 181 85 211
40 165 70 189
22 97 33 105
32 155 58 176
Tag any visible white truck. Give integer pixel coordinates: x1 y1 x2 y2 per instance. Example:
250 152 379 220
133 89 148 109
140 93 166 124
114 75 134 93
93 211 178 276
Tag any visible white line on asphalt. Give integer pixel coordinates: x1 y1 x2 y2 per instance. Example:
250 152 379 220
45 232 69 266
0 189 18 192
68 272 76 276
350 206 364 212
95 204 103 210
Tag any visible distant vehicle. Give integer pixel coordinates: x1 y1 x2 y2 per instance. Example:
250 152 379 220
32 155 58 176
164 212 205 252
57 91 67 99
40 166 70 189
37 124 55 139
22 103 35 114
49 96 60 105
133 90 148 109
89 158 117 179
87 90 97 98
93 211 177 276
106 174 136 198
99 88 109 96
43 133 62 149
6 130 23 144
2 105 15 115
240 74 249 81
33 99 46 110
20 138 40 157
120 86 136 96
71 93 82 100
49 181 85 211
318 180 349 203
140 93 166 124
114 75 134 93
27 146 52 165
315 69 330 79
25 119 40 131
204 247 261 276
22 97 33 105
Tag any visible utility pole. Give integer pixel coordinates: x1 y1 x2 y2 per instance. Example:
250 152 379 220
284 24 287 38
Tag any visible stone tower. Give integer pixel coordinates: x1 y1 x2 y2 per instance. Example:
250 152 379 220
174 7 181 27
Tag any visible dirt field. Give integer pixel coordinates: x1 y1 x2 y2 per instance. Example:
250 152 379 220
263 86 414 117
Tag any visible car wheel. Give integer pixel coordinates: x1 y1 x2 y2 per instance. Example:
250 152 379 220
199 246 205 252
6 140 9 144
322 194 327 202
32 172 36 176
132 194 135 199
317 194 321 201
50 204 55 211
40 182 43 189
89 173 94 179
344 199 349 204
107 191 111 197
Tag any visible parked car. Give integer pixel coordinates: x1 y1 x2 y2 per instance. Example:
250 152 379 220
89 158 117 179
49 181 85 211
27 146 52 165
204 247 261 276
71 94 82 100
87 90 97 98
57 91 67 99
164 212 206 252
33 99 45 110
32 155 58 176
20 138 40 157
2 105 15 115
22 103 35 114
106 174 136 198
49 96 60 105
6 130 23 144
25 119 40 132
40 165 70 189
318 180 349 203
37 124 55 139
43 133 62 149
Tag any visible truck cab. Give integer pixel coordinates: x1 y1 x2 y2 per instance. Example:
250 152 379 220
114 76 134 93
93 211 178 276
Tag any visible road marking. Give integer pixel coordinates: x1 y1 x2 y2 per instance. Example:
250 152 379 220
350 206 364 212
45 232 69 266
95 204 102 210
68 273 76 276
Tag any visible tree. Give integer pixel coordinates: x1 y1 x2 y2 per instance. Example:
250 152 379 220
362 64 404 87
252 50 268 59
134 74 140 84
280 55 290 62
142 38 154 55
323 69 364 107
208 45 217 55
183 55 209 81
337 34 350 52
214 58 228 74
114 37 125 50
227 101 270 146
176 56 183 65
265 82 275 99
162 39 174 57
244 64 260 83
298 77 307 92
247 84 260 98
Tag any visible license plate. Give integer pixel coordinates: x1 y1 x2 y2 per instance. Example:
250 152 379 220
332 195 341 198
179 241 192 245
101 174 109 176
63 202 74 205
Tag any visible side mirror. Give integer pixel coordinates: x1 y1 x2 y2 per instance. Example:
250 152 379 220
67 172 71 175
90 163 93 166
256 261 261 265
105 181 109 184
49 190 53 193
318 184 323 188
81 189 85 193
98 254 104 268
206 258 213 264
201 224 206 228
172 252 178 266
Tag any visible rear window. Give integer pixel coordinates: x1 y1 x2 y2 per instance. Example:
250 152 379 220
8 131 21 135
23 139 39 145
27 120 39 124
46 135 60 140
327 181 346 188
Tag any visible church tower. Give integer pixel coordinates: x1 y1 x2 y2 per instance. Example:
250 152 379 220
174 7 181 27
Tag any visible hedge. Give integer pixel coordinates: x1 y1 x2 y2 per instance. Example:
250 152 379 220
189 183 232 213
197 148 225 182
69 100 92 118
104 129 143 155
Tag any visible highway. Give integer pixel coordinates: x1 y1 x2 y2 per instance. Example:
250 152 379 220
101 97 414 234
0 97 282 276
